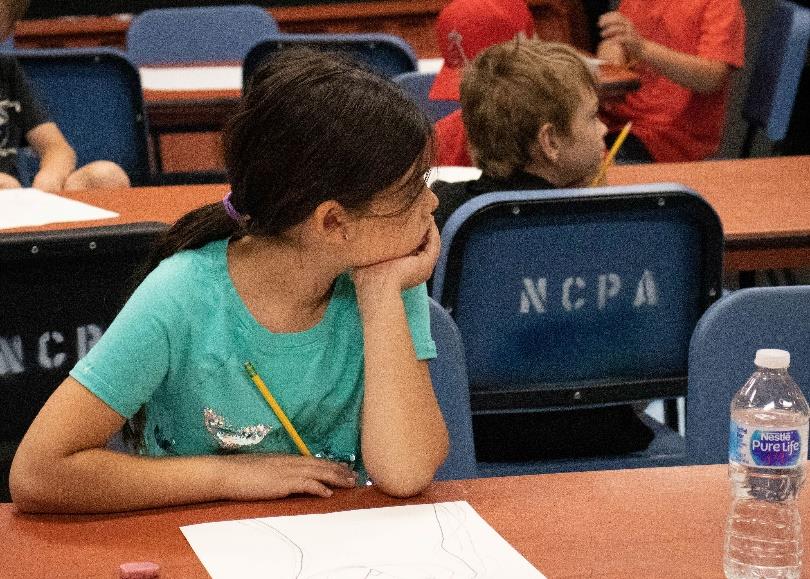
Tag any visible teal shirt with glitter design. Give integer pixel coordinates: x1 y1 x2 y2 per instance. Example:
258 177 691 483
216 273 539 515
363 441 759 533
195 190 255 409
70 238 437 475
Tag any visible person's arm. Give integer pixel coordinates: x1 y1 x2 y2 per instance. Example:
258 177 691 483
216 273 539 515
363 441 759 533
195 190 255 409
0 172 22 189
11 253 357 514
26 122 76 193
10 377 357 514
352 222 449 498
598 11 731 93
596 38 628 67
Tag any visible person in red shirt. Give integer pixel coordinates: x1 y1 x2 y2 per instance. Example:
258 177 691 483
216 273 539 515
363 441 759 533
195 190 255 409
597 0 746 163
430 0 536 166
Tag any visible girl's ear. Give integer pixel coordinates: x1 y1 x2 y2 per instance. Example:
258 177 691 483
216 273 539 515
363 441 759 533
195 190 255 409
533 122 561 164
311 200 351 242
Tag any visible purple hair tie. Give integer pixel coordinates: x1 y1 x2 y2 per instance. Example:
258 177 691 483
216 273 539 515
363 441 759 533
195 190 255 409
222 191 248 225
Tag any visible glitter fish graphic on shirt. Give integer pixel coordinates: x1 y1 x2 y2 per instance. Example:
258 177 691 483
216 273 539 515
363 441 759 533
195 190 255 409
203 407 273 451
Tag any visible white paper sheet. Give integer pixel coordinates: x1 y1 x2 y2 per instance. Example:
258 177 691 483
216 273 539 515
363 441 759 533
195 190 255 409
428 166 482 185
582 56 604 68
417 57 444 74
140 59 444 91
0 188 119 230
139 65 243 91
181 500 545 579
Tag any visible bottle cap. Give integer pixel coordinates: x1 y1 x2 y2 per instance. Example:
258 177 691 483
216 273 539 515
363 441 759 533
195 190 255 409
755 349 790 369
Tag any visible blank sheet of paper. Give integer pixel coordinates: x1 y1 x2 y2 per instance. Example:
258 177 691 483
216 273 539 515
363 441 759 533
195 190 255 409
0 188 119 231
428 166 482 185
417 58 444 73
139 66 243 91
181 500 545 579
140 61 444 91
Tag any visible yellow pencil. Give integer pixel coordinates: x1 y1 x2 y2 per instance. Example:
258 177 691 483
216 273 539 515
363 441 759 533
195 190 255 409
591 121 632 187
244 361 312 456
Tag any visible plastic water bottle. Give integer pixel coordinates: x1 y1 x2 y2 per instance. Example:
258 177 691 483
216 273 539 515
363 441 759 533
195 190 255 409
724 349 809 579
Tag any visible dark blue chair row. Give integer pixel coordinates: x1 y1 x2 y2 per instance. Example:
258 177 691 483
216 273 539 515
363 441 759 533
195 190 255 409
8 6 419 184
6 0 810 181
125 6 418 175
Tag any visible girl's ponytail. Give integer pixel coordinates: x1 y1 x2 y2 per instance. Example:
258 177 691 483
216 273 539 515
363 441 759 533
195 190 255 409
142 199 240 278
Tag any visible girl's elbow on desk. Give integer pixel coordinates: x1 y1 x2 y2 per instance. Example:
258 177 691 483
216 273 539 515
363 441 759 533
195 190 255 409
371 470 438 499
9 452 61 514
366 441 450 498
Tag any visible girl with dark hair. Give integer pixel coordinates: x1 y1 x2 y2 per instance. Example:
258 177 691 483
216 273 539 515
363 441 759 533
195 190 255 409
10 49 448 514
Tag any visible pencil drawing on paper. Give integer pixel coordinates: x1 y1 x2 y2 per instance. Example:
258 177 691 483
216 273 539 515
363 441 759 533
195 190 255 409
242 502 484 578
180 501 546 579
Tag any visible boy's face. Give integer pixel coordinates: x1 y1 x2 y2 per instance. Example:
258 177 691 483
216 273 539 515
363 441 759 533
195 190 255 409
556 89 607 187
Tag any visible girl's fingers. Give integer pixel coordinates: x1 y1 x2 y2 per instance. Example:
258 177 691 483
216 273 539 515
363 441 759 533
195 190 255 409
601 23 628 39
258 454 358 486
427 223 441 257
286 455 354 476
295 478 333 498
301 465 358 488
423 223 441 268
350 221 441 290
598 11 624 28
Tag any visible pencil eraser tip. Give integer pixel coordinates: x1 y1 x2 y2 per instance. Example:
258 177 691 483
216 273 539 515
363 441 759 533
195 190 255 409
119 561 160 578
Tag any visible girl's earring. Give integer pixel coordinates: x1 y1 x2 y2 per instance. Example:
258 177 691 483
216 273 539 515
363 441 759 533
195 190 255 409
342 230 349 241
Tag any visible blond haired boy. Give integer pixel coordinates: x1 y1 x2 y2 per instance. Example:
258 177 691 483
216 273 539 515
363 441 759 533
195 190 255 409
432 39 656 460
432 39 608 231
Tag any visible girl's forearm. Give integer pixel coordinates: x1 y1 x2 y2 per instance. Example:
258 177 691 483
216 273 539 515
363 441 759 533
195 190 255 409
12 448 228 514
357 284 449 497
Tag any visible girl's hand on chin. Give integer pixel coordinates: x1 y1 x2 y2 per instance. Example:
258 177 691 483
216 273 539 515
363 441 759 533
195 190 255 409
351 222 440 295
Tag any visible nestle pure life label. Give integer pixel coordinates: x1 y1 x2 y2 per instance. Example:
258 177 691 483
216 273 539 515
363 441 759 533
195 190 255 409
730 421 809 468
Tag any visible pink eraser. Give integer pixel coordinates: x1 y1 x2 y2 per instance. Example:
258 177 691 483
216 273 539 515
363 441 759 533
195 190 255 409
119 561 160 579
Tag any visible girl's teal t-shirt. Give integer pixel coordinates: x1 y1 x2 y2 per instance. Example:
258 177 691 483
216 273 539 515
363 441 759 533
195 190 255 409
70 238 436 468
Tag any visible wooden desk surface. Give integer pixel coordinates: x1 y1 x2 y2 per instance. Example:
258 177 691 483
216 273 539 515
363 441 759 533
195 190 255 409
4 464 809 578
140 60 636 171
4 156 808 272
608 156 810 271
141 62 639 132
